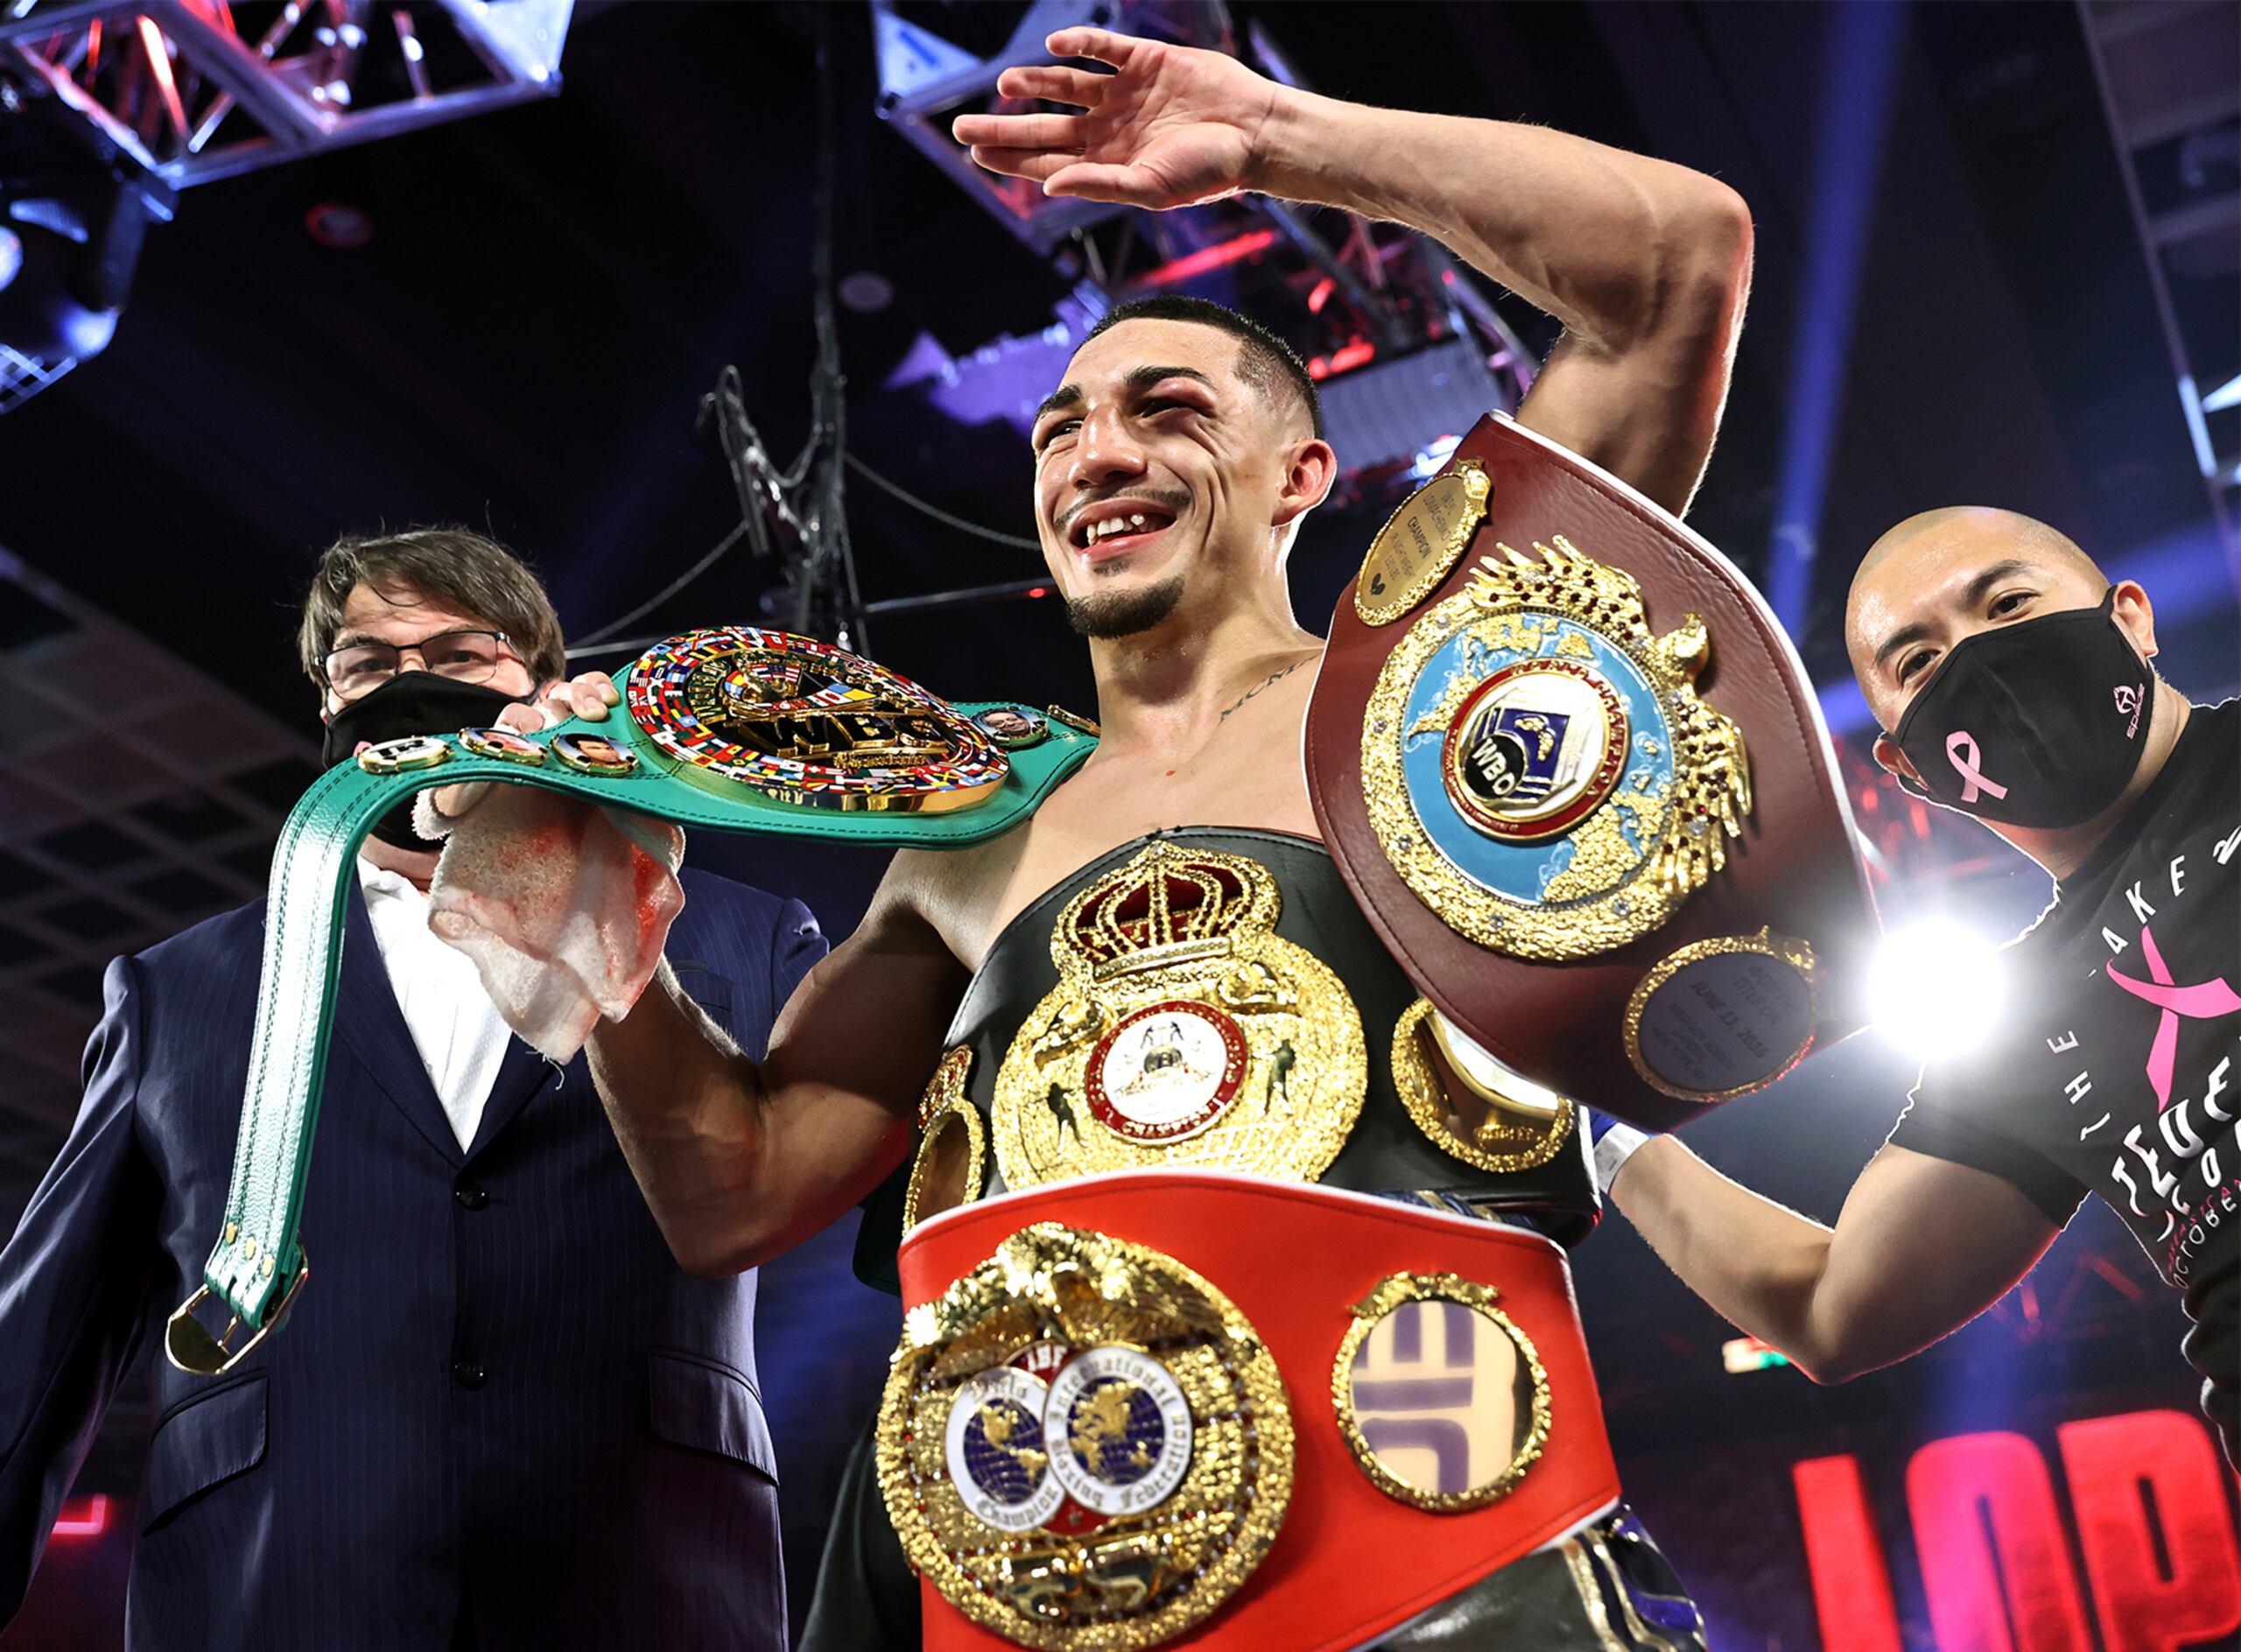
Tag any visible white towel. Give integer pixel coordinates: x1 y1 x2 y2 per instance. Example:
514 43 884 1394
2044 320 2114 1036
415 785 686 1063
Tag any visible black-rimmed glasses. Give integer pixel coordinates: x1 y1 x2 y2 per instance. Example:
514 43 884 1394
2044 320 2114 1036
323 629 517 699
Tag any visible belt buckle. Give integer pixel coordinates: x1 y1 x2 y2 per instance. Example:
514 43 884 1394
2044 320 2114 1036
164 1249 311 1376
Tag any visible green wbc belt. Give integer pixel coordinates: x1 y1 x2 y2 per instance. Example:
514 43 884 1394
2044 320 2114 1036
166 627 1096 1375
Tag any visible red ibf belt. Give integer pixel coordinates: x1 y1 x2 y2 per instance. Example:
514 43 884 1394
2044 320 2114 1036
877 1170 1619 1650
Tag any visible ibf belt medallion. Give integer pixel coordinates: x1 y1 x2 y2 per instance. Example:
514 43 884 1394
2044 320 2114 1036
992 842 1366 1188
877 1223 1293 1649
626 627 1007 812
1360 538 1752 961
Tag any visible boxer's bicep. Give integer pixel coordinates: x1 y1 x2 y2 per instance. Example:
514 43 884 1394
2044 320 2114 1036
1807 1144 2061 1381
1515 322 1739 522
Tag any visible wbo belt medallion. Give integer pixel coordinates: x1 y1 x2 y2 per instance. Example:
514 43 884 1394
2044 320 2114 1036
1360 537 1752 961
991 842 1366 1189
877 1222 1293 1650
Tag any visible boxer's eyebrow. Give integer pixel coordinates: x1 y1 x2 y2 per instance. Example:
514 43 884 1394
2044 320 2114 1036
1121 364 1215 397
1032 383 1083 428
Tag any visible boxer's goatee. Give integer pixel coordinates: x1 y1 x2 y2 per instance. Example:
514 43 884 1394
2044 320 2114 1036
1066 577 1185 639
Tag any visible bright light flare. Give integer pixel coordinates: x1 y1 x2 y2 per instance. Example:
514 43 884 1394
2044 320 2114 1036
1868 920 2008 1061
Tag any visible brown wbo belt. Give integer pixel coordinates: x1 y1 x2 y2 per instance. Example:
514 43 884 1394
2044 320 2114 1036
1306 412 1879 1133
880 1170 1620 1651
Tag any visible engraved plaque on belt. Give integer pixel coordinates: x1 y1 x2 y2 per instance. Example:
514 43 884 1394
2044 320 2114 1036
992 842 1366 1189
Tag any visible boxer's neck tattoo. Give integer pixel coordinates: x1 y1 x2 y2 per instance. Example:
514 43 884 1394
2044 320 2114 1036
1220 658 1305 720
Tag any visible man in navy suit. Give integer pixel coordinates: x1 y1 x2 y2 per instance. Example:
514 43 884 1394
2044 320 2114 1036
0 529 825 1649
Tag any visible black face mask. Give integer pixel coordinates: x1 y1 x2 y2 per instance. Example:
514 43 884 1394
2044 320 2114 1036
1890 591 2153 830
321 672 530 851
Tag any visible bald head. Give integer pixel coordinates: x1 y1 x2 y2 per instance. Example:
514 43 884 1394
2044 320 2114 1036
1853 508 2103 599
1846 507 2111 728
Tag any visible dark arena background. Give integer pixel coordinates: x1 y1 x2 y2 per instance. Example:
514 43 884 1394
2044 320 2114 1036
2 2 2237 1648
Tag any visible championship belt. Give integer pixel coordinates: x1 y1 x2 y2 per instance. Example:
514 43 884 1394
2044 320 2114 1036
879 1170 1619 1651
1307 414 1878 1132
987 840 1368 1191
165 627 1096 1376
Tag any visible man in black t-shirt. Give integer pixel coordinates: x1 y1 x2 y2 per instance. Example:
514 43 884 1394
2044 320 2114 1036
1598 506 2239 1465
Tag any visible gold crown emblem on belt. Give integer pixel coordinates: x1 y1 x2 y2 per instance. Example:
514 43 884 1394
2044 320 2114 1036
992 842 1366 1189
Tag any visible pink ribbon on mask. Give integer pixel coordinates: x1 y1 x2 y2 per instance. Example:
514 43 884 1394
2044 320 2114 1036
2105 924 2241 1109
1944 731 2008 805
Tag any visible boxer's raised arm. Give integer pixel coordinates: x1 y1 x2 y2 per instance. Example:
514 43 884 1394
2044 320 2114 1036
956 26 1752 515
1611 1139 2061 1382
587 859 967 1276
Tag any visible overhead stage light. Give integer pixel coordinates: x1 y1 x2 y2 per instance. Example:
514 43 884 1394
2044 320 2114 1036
0 99 171 411
1868 919 2009 1064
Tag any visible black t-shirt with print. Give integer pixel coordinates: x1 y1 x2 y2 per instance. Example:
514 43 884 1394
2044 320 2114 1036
1890 698 2240 1459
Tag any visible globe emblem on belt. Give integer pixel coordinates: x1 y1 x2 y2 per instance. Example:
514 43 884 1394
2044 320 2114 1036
939 1346 1194 1530
1443 658 1628 842
944 1366 1067 1532
1044 1346 1195 1516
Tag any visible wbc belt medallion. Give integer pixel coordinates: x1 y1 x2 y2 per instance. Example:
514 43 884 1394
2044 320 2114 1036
877 1222 1293 1649
992 842 1366 1189
1361 537 1752 961
626 626 1008 812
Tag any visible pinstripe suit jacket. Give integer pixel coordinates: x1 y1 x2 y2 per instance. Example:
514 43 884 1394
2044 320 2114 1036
0 868 825 1650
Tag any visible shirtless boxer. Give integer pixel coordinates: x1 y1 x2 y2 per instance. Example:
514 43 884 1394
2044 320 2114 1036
532 27 1753 1648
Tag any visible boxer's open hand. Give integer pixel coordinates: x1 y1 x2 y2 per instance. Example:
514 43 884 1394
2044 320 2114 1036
952 27 1280 210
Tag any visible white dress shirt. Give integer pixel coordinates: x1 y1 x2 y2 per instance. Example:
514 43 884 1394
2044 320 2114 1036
357 859 514 1152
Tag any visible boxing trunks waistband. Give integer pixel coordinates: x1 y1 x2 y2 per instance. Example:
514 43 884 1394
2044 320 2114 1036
858 826 1600 1288
878 1169 1620 1651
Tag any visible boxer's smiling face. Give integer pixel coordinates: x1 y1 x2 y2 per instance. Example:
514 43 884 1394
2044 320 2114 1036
1031 318 1317 639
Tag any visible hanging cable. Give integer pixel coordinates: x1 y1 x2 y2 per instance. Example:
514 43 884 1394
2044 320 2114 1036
564 520 754 657
570 6 863 654
845 453 1043 551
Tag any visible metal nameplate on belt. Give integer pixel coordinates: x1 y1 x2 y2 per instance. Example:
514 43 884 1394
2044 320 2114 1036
1306 412 1879 1134
167 627 1097 1376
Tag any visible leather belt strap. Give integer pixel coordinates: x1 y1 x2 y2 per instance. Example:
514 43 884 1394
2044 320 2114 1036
889 1170 1619 1651
166 665 1094 1374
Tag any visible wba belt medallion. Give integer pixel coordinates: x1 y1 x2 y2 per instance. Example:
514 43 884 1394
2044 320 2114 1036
877 1222 1293 1649
1360 537 1752 961
991 841 1366 1188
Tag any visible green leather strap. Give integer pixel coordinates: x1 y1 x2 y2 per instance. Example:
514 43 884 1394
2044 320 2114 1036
166 680 1093 1372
